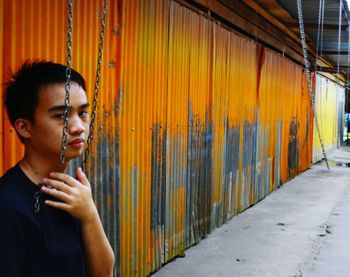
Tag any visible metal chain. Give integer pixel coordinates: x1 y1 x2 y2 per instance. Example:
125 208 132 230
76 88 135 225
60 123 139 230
316 0 322 62
320 0 325 63
336 0 342 77
297 0 330 169
61 0 74 164
34 190 41 213
315 0 325 70
81 0 108 172
336 0 343 148
337 0 343 76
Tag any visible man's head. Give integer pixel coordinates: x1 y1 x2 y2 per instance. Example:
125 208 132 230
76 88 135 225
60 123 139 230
3 61 90 162
4 61 86 141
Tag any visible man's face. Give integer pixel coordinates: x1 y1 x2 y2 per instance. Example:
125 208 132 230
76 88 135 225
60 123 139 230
28 82 90 163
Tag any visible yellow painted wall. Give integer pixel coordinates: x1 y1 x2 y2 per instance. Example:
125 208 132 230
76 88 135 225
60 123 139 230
313 74 344 162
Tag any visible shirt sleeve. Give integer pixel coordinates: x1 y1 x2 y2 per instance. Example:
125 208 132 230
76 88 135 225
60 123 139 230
0 208 36 276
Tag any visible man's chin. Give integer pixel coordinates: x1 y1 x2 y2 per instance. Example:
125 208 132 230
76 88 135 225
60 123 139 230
64 149 85 162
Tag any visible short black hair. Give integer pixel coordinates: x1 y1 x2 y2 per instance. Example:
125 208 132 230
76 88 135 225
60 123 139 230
4 60 86 129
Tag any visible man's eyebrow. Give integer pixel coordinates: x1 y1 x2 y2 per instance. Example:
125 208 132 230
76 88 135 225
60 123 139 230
47 105 66 112
47 103 90 112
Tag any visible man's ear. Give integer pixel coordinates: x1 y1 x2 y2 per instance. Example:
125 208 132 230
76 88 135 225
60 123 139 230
14 119 32 139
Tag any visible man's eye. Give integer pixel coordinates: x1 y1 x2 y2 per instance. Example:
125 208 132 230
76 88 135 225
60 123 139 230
80 111 89 118
54 114 65 119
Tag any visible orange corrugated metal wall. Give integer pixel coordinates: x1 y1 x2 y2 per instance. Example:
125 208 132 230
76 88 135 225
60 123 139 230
1 0 313 276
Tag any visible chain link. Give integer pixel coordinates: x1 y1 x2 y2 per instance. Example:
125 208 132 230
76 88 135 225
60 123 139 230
315 0 324 71
81 0 108 172
297 0 329 169
34 190 41 213
60 0 74 164
336 0 343 77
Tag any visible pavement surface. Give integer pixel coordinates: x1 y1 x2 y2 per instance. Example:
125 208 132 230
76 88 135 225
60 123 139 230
152 147 350 277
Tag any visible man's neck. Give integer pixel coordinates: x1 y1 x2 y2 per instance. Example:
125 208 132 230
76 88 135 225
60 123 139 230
19 152 67 185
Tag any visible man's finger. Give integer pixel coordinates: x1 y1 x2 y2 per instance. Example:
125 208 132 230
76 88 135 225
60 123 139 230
42 178 71 194
44 200 71 212
41 186 73 203
76 167 90 186
49 172 79 187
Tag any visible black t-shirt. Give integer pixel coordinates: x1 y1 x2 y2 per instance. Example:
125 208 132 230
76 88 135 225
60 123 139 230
0 164 86 277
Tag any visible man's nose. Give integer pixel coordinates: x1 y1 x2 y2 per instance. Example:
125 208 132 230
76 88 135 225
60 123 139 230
68 114 85 135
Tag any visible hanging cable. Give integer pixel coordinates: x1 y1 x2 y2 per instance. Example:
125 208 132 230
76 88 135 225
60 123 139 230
297 0 330 169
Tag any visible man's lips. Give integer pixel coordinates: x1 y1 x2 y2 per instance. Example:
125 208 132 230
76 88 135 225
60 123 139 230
68 138 85 147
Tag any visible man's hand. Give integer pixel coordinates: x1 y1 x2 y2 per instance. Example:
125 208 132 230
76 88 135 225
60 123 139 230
41 167 114 276
41 167 98 222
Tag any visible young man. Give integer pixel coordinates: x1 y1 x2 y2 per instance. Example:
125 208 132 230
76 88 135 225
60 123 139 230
0 61 114 276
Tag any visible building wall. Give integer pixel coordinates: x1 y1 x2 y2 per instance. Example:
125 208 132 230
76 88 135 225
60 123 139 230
1 0 313 276
313 74 344 163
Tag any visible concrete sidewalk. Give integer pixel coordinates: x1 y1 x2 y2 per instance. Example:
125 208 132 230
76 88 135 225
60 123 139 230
152 147 350 277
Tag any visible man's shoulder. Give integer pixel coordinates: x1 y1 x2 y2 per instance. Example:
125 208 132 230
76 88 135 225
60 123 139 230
0 165 31 211
0 165 22 190
0 166 20 191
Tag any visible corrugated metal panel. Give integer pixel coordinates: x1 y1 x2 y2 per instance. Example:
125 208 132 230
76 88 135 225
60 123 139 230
313 74 344 162
298 72 313 172
1 1 316 276
211 23 258 221
165 0 189 262
166 1 213 258
276 57 313 183
120 0 169 275
257 48 280 198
